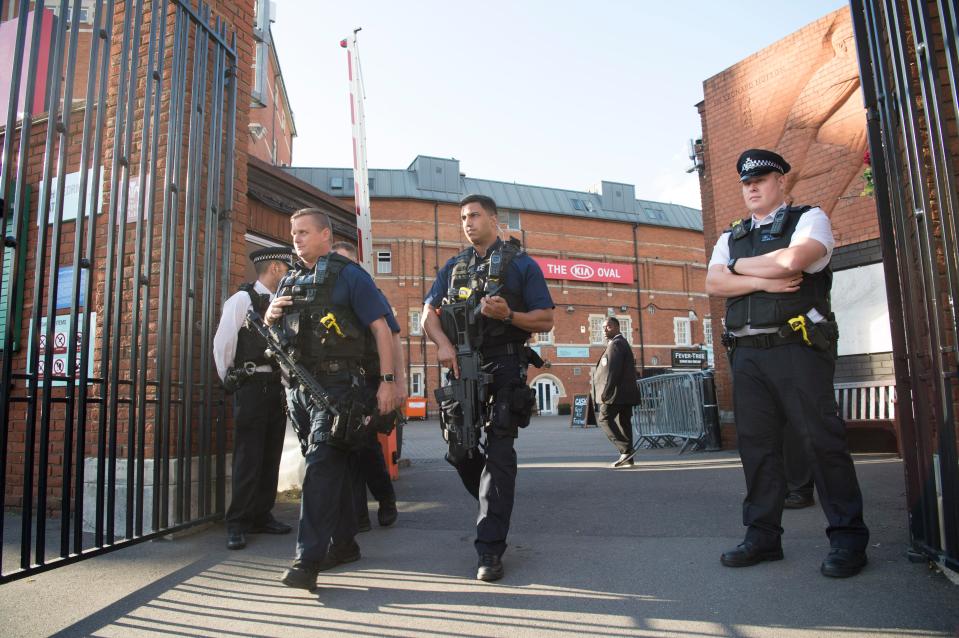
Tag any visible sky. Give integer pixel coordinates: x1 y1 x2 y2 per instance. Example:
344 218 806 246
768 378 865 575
270 0 848 210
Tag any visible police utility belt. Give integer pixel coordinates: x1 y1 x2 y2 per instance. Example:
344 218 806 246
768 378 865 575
722 314 837 352
223 361 279 392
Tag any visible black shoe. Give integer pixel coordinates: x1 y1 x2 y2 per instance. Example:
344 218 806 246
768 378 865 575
377 499 398 527
250 517 293 534
821 548 867 578
783 492 815 509
226 529 246 550
477 553 504 582
316 540 362 572
281 561 319 590
357 513 372 532
611 450 635 469
720 541 784 567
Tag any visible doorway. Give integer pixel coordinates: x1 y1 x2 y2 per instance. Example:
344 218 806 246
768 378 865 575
534 378 559 416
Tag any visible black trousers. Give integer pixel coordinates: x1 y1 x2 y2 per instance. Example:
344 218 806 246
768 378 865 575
598 403 634 454
784 425 814 496
449 353 524 558
225 374 286 532
353 429 396 521
731 343 869 551
286 382 358 564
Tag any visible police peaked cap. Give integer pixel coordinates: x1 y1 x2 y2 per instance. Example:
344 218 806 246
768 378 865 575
737 149 791 181
249 247 293 266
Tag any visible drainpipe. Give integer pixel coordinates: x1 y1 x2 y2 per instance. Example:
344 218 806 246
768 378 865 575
632 223 646 374
421 239 428 408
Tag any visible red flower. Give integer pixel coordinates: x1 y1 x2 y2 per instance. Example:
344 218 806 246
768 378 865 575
863 150 871 166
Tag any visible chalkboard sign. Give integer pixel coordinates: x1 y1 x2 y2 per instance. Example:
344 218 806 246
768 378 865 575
570 394 596 428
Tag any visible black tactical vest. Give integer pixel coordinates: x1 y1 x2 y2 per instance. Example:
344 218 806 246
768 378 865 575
724 205 832 330
447 238 531 348
233 283 274 368
277 253 376 372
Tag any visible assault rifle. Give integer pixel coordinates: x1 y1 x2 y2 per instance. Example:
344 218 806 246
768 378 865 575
434 297 491 462
433 255 496 462
245 307 339 450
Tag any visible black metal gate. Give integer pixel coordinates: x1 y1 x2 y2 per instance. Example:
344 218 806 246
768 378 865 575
850 0 959 572
0 0 236 583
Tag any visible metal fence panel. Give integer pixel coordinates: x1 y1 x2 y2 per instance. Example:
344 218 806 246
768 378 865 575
633 371 708 451
0 0 237 584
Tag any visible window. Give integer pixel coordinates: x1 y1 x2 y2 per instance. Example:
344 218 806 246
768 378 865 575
616 316 633 345
408 309 422 336
506 210 521 230
535 330 553 344
65 7 90 24
703 317 713 347
674 317 691 346
644 208 666 221
330 176 344 189
570 198 586 211
376 250 392 274
410 370 424 397
589 315 606 345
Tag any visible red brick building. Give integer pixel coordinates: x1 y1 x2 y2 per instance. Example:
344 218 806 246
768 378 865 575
287 158 709 416
695 7 894 447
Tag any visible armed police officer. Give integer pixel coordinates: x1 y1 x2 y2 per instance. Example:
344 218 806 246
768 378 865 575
264 208 404 591
214 247 293 550
705 149 869 578
422 194 554 582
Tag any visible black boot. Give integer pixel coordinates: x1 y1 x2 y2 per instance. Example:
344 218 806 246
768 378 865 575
377 499 398 527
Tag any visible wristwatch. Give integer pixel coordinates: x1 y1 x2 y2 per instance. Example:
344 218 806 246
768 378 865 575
503 310 514 325
727 258 740 275
379 373 395 382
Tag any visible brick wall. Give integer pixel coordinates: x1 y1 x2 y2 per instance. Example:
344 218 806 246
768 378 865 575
697 7 882 446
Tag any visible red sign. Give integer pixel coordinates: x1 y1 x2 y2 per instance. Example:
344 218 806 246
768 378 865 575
533 258 633 284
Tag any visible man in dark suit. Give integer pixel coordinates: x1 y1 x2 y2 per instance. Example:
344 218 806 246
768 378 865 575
591 317 640 468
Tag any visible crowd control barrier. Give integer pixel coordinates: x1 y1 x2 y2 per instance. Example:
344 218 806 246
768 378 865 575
633 370 720 453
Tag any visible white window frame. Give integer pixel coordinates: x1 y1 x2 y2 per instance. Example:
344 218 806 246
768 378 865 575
588 314 606 345
408 309 422 336
674 316 692 346
703 316 713 347
535 329 553 344
616 315 633 345
505 210 521 230
376 249 392 274
410 368 425 397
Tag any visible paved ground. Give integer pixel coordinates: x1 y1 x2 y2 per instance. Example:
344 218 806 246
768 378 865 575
1 416 957 637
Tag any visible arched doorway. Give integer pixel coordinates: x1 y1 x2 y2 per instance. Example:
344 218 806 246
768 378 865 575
530 374 566 416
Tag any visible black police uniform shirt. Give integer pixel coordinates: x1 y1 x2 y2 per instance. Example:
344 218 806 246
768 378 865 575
377 289 401 334
424 238 554 315
708 203 834 336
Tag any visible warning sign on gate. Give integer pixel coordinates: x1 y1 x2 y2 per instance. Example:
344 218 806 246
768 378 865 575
32 313 96 386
